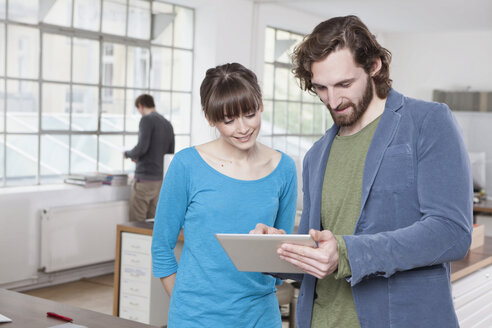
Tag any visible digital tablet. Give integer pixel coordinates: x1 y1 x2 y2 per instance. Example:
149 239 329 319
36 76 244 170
215 233 317 273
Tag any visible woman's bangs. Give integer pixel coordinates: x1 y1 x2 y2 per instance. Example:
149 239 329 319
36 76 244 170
207 82 260 123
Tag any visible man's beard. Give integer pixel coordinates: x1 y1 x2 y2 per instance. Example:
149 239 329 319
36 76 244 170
327 75 374 127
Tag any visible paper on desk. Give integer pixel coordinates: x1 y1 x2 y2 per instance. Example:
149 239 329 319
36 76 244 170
48 324 87 328
0 313 12 322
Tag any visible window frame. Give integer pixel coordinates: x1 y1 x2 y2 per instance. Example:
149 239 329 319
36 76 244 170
0 0 194 187
261 26 332 158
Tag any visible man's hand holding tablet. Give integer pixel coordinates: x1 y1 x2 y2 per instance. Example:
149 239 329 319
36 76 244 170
250 223 339 279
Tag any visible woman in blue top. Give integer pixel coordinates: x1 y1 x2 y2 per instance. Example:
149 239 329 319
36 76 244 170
151 63 298 327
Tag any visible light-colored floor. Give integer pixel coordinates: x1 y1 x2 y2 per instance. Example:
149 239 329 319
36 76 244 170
22 274 292 327
23 274 114 315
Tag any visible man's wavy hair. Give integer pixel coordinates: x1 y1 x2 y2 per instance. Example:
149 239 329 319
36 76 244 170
292 15 392 99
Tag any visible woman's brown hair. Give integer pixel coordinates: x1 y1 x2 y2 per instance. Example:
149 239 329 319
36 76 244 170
200 63 262 123
292 15 392 99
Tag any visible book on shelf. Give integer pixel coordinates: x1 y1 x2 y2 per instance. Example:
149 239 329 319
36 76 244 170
98 172 129 186
63 173 104 187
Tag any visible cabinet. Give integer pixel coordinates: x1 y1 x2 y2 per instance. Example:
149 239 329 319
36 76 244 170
451 236 492 327
452 264 492 327
113 222 183 327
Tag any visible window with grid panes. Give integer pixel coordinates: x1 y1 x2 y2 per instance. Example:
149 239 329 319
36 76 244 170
0 0 194 187
261 26 333 158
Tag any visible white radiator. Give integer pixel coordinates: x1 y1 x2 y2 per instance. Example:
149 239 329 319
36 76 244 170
41 200 129 273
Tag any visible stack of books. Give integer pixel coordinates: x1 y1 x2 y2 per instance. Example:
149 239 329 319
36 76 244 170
99 172 129 186
64 174 104 188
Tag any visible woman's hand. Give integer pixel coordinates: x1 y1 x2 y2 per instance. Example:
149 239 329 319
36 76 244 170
249 223 286 234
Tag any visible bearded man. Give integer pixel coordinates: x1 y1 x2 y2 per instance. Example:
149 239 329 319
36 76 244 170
252 15 472 328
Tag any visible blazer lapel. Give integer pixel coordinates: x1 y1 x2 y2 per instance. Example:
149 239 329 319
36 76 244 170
359 90 404 214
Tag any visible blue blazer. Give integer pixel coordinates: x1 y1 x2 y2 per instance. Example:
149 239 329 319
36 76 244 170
295 89 473 328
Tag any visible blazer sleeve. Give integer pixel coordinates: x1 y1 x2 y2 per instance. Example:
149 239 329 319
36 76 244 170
151 154 188 278
344 104 473 286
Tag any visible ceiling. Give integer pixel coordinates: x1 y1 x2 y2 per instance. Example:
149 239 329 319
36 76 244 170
255 0 492 33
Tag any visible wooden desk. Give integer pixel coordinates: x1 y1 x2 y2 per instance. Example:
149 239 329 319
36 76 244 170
474 199 492 215
0 288 154 328
451 236 492 281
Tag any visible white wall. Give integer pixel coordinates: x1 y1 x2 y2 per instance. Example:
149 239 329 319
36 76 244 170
383 31 492 194
384 31 492 101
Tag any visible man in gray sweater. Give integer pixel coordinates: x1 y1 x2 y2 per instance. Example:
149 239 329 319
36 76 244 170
124 94 175 221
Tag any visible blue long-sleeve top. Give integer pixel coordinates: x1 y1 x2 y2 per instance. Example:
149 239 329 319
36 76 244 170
151 147 297 328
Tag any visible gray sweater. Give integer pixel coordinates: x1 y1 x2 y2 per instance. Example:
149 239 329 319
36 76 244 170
125 111 175 180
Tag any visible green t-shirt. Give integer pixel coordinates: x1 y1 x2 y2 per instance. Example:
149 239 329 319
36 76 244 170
311 116 380 328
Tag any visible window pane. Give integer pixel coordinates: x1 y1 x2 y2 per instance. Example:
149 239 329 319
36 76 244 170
263 64 274 100
151 91 171 120
125 89 140 132
102 43 126 87
99 135 123 172
42 83 70 130
274 101 287 134
71 85 98 131
303 89 318 102
0 137 3 181
43 33 71 82
71 135 97 173
274 68 288 100
264 27 275 63
102 0 126 36
174 6 193 49
171 93 190 134
325 109 334 130
276 30 294 64
0 24 4 76
300 136 313 156
314 104 324 134
150 46 172 90
172 49 192 91
41 134 69 183
0 79 4 132
0 0 5 19
101 88 124 132
286 136 300 157
6 80 38 133
175 135 190 152
128 0 150 40
301 103 313 135
6 134 37 186
258 135 272 148
273 136 286 153
42 0 72 27
288 102 300 134
8 0 38 24
7 25 39 79
262 100 273 135
288 70 301 101
74 0 101 31
73 38 100 84
127 46 149 88
151 2 173 46
124 134 137 173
